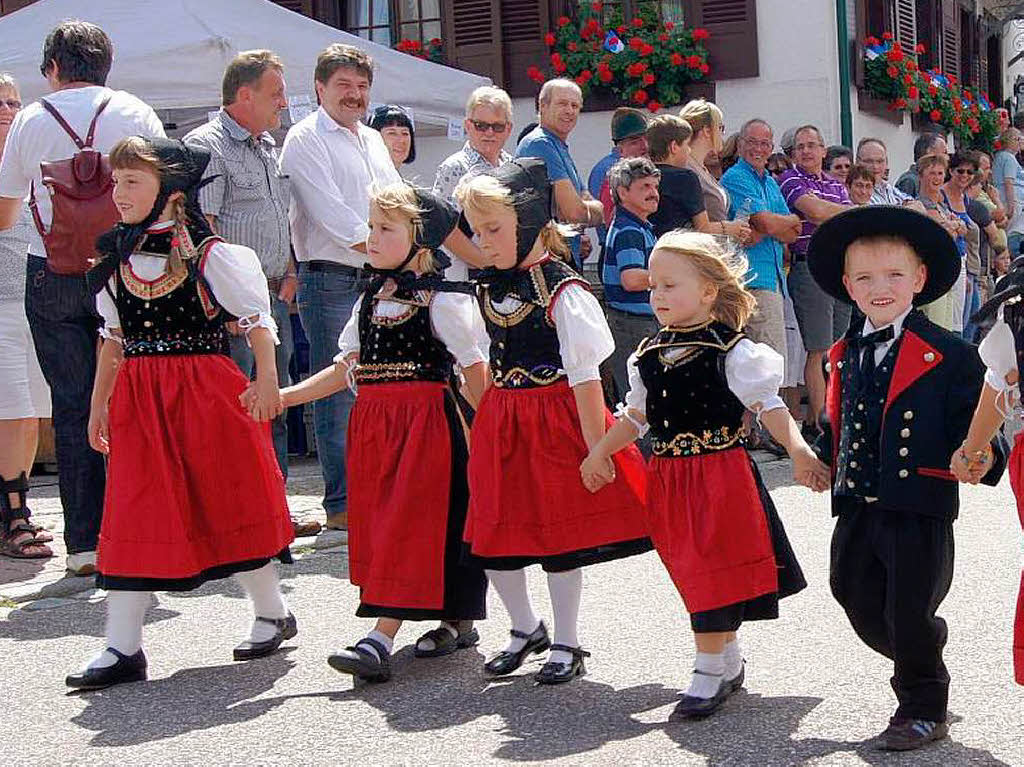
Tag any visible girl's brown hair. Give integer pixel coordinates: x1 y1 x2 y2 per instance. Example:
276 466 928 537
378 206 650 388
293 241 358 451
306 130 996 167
454 173 574 260
369 183 437 273
109 136 190 277
652 231 757 330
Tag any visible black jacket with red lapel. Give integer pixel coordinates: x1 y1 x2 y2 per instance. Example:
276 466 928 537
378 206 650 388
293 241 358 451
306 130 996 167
817 309 1007 519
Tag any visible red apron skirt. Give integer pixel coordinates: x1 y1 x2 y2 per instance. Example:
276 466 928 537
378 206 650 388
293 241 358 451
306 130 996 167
464 379 650 568
347 381 486 618
1007 433 1024 685
648 447 779 614
97 354 293 590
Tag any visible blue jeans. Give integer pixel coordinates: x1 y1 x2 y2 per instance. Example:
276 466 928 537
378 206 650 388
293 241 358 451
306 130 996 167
962 273 981 343
229 295 293 478
24 256 105 554
296 264 362 518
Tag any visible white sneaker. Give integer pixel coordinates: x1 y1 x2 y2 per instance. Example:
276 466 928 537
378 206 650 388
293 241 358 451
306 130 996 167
66 551 97 576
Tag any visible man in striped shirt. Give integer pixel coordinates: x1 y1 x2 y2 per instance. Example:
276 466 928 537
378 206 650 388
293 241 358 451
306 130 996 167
778 124 852 437
184 51 299 512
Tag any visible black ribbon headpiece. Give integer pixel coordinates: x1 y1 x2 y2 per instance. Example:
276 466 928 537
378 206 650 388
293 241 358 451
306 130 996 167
480 157 554 267
88 137 217 294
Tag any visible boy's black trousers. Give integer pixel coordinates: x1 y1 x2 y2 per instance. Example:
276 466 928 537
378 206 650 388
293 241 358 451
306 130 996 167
830 497 954 723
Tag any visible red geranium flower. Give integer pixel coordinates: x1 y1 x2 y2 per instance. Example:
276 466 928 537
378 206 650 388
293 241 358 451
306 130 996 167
903 73 913 85
647 100 662 113
544 32 555 46
641 44 655 56
557 15 570 27
953 116 961 126
886 65 899 78
928 84 938 96
894 97 907 109
866 36 880 46
882 31 893 40
591 1 602 11
643 72 655 85
631 17 643 27
908 85 919 99
616 24 626 35
659 33 669 43
700 63 710 74
671 52 683 66
929 109 941 121
914 42 925 54
692 27 709 40
568 42 577 51
906 60 917 71
599 69 613 83
664 21 675 31
633 89 648 104
687 54 701 68
995 140 1003 150
629 36 643 50
527 65 544 83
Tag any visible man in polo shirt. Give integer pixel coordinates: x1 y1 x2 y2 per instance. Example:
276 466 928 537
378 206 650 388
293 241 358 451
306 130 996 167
516 78 604 268
602 157 660 399
720 118 801 367
778 124 852 438
184 50 300 506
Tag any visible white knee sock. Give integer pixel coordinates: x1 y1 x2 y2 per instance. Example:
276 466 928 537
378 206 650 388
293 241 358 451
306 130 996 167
723 638 743 679
685 651 725 699
235 563 288 643
87 590 151 670
486 568 540 653
546 569 583 666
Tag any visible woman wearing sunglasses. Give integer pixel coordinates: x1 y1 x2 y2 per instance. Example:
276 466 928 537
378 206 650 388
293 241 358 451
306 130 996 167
0 73 53 560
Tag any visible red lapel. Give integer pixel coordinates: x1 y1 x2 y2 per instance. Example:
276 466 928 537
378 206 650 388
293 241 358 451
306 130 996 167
883 329 942 416
826 340 847 465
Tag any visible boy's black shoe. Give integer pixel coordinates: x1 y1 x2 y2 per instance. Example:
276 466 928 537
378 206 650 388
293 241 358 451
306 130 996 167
875 718 949 751
66 648 147 690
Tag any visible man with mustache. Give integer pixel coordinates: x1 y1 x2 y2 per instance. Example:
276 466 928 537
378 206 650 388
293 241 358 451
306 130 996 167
602 156 661 400
278 44 400 541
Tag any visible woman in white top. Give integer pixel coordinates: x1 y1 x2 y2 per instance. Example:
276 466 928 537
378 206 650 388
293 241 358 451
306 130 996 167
67 137 294 692
0 73 52 560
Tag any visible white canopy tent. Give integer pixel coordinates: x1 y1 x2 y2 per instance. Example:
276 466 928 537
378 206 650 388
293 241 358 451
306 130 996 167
0 0 489 134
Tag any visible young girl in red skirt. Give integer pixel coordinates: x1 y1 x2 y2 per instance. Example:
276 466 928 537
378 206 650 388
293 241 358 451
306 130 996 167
455 158 650 685
268 184 490 683
953 270 1024 686
582 231 829 717
66 137 295 691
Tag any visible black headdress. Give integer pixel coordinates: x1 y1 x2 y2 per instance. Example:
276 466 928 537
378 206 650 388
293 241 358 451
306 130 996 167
368 104 416 164
88 137 216 294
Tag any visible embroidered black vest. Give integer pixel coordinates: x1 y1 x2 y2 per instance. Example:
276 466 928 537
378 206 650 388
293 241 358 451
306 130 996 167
834 336 900 498
478 258 589 390
114 234 227 359
634 320 747 457
354 287 453 385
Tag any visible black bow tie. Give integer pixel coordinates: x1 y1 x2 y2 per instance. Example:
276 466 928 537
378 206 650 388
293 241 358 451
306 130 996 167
476 267 523 302
853 325 895 388
362 265 473 297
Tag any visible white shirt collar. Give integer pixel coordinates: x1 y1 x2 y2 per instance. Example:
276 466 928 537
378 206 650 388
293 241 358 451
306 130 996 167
315 106 364 137
862 306 912 338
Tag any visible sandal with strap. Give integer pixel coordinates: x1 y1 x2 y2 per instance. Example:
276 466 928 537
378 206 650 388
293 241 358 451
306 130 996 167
536 644 590 685
414 622 480 658
0 472 52 559
327 637 392 682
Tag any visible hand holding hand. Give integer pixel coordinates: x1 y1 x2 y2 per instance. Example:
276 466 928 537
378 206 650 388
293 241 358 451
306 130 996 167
580 452 616 494
791 445 830 492
249 377 284 422
950 442 993 484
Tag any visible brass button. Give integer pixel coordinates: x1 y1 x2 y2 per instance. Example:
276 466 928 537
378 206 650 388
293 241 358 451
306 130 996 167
898 469 909 478
846 479 855 488
852 441 860 450
899 447 908 457
857 403 864 411
143 320 153 328
903 410 913 420
854 422 863 430
825 362 832 372
900 428 910 438
850 460 858 468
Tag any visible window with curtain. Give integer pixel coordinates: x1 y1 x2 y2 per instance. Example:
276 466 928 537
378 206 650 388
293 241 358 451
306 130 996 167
343 0 442 44
345 0 393 43
397 0 443 42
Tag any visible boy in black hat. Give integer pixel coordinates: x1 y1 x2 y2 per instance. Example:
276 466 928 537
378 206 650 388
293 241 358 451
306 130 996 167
806 206 1007 751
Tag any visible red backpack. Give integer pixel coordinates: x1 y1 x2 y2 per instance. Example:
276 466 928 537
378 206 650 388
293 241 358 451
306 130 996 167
28 96 120 275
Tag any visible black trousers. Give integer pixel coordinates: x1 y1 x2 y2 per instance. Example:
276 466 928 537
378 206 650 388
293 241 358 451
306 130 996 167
829 498 954 722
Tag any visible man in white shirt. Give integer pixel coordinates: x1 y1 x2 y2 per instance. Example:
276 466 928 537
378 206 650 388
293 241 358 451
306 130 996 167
279 44 400 533
0 21 165 575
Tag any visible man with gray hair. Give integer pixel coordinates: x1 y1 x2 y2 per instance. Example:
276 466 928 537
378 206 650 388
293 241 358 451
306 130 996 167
516 78 604 268
432 85 513 279
183 51 307 534
602 156 660 397
857 137 916 207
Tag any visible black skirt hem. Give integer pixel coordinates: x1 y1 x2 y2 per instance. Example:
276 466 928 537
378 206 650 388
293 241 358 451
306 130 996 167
355 602 487 621
96 547 292 592
462 536 653 573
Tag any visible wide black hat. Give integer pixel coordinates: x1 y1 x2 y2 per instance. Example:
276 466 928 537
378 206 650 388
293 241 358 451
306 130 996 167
412 188 458 251
807 206 961 306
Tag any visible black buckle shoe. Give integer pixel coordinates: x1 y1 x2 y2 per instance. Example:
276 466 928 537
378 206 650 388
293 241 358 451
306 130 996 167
670 672 734 720
535 644 590 685
414 623 480 658
66 647 147 691
327 637 391 682
483 621 550 676
233 613 298 661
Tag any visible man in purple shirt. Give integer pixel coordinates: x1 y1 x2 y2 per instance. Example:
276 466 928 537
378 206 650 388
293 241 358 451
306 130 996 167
778 124 852 438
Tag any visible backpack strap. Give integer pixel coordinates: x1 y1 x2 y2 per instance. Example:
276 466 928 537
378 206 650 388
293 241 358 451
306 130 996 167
38 95 112 149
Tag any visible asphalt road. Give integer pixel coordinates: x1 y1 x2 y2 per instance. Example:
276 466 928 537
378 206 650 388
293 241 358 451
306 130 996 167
2 458 1022 766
